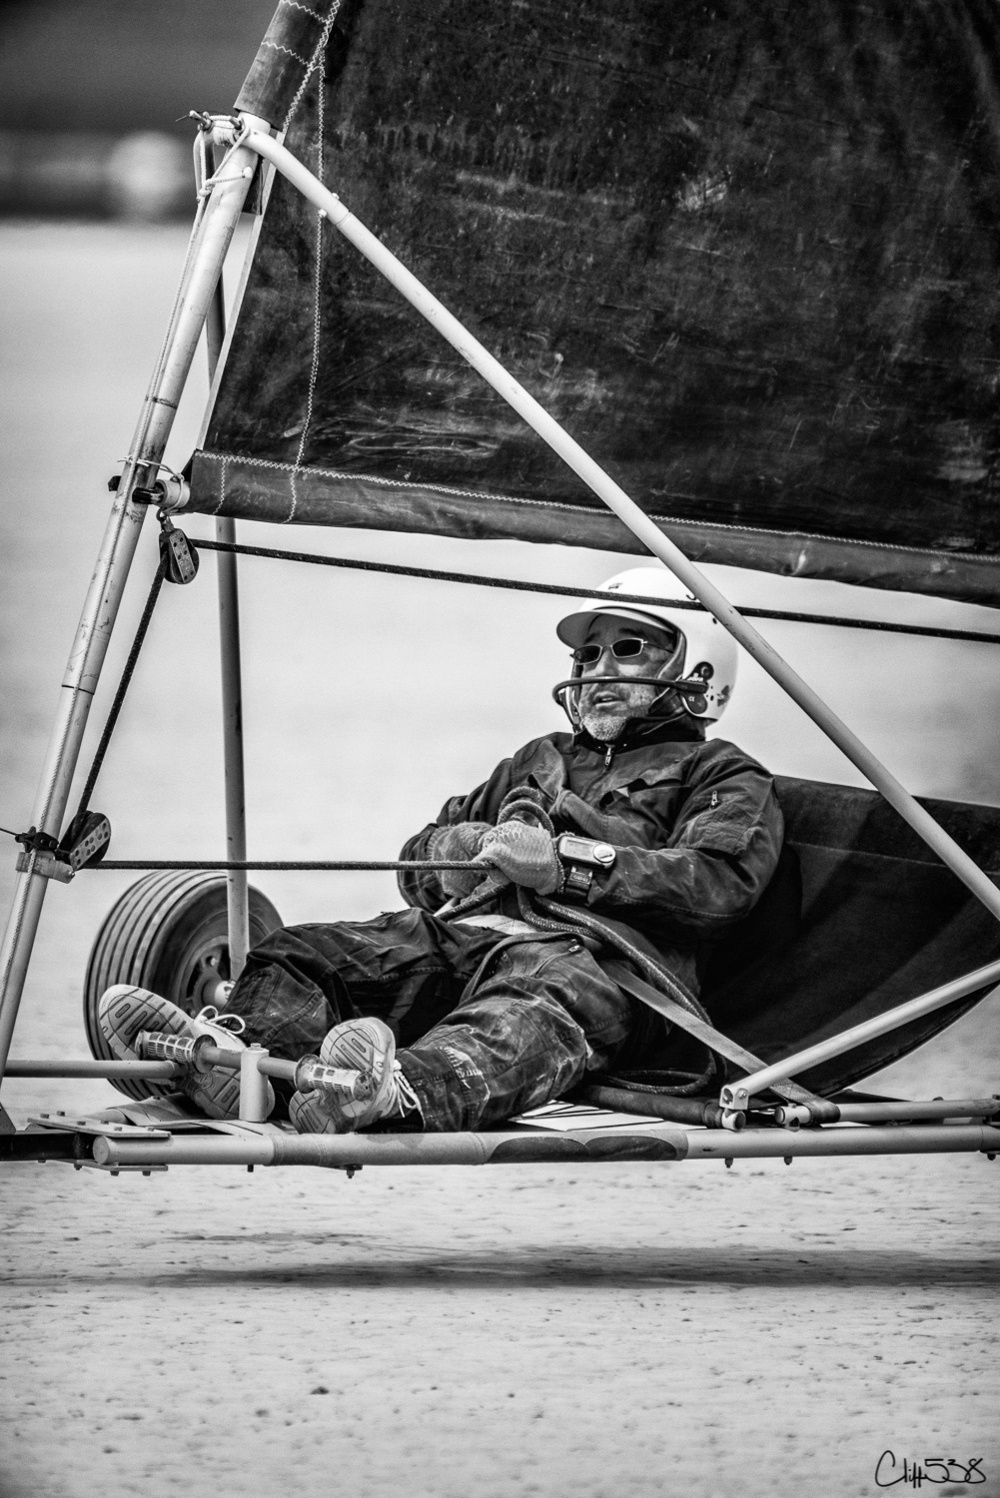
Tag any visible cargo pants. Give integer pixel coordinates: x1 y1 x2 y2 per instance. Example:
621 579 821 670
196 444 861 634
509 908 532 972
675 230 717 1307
224 907 646 1131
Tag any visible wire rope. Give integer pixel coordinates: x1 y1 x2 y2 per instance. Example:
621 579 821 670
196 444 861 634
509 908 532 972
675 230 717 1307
191 537 1000 646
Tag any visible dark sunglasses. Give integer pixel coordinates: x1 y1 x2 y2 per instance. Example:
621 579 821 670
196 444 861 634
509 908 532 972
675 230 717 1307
572 636 671 665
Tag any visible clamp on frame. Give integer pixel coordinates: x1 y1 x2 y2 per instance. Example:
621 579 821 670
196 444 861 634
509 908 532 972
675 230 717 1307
13 814 112 885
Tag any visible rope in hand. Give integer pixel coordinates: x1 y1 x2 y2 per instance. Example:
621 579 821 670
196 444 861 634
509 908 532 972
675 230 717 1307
431 790 834 1109
442 791 706 1014
433 790 722 1093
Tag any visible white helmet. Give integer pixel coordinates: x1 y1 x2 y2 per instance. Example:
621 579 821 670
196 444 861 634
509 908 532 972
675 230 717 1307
556 568 738 721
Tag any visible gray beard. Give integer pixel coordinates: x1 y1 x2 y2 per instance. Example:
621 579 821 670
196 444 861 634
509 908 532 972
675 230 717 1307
579 683 659 743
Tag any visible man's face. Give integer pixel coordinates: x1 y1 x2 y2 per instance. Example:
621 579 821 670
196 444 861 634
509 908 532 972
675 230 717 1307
575 615 682 742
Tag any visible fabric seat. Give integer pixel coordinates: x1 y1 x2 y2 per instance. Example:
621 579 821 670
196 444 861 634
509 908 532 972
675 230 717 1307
695 778 1000 1094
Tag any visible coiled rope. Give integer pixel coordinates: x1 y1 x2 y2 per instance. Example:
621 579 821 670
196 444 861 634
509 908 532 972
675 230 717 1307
432 789 835 1109
435 790 722 1096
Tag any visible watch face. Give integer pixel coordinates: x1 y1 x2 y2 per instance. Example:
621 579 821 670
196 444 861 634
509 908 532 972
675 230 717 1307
557 834 617 867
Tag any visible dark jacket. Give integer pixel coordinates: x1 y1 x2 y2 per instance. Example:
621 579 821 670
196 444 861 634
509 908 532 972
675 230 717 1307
399 719 784 994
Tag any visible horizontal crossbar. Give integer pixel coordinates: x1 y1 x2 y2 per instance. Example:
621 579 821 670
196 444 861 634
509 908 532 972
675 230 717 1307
194 538 1000 647
87 858 476 871
78 1120 1000 1168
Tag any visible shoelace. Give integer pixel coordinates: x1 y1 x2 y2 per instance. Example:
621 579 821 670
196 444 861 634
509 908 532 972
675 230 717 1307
197 1005 246 1036
390 1062 421 1118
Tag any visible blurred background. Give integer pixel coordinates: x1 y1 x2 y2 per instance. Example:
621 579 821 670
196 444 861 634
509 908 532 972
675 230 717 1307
2 1 1000 1122
0 0 277 219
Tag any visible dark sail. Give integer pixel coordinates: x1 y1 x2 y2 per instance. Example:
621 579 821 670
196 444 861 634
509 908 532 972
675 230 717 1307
190 0 1000 606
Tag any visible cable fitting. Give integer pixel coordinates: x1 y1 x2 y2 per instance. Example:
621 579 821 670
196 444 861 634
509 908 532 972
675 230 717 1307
108 472 190 511
13 812 111 883
189 111 242 147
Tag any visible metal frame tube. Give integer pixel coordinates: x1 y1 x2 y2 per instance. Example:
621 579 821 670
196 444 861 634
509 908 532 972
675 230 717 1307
215 515 250 979
93 1132 276 1168
682 1122 1000 1162
0 121 269 1082
723 957 1000 1102
85 1119 1000 1170
830 1098 1000 1124
239 1045 271 1122
244 130 1000 928
201 143 251 982
4 1059 183 1079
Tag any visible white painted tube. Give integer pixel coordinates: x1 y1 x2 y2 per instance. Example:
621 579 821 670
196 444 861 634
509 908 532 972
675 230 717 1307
86 1120 1000 1168
246 131 1000 923
0 123 268 1078
726 957 1000 1100
200 143 251 983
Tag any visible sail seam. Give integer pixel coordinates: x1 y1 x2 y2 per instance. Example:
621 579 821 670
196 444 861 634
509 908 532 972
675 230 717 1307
193 451 1000 564
280 1 341 133
262 41 310 68
281 2 329 20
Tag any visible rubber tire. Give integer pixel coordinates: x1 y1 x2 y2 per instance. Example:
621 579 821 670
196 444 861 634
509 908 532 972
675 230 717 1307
83 871 282 1099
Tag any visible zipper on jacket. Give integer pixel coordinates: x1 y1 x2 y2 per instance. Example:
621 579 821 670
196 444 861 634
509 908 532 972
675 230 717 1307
603 742 615 768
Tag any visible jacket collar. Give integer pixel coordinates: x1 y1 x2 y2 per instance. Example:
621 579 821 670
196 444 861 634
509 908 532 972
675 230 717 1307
572 715 706 756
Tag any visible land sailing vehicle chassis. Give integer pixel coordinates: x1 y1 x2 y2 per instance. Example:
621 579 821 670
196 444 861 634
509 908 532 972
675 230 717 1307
2 0 1000 1176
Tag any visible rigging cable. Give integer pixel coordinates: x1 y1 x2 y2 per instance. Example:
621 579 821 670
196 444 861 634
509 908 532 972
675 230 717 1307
74 554 168 820
192 536 1000 646
6 520 997 866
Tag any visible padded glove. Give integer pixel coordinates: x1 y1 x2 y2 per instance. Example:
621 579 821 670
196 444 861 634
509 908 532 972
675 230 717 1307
474 820 562 895
428 821 492 898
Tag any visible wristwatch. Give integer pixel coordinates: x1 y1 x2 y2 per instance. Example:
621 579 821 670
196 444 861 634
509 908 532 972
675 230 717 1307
555 833 617 901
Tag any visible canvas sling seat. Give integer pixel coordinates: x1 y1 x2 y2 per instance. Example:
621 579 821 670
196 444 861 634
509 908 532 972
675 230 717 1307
696 778 1000 1095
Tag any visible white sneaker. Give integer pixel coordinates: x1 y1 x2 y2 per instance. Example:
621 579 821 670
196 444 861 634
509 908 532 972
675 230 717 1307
97 985 273 1120
289 1017 420 1134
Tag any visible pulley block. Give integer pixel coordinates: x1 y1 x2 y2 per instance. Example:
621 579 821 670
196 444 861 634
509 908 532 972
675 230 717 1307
14 811 112 883
158 520 199 584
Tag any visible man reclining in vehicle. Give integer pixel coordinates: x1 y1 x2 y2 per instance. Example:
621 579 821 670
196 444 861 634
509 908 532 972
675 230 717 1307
99 568 784 1133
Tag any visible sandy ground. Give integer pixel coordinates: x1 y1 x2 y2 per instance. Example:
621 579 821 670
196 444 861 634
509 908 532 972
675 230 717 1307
1 222 999 1498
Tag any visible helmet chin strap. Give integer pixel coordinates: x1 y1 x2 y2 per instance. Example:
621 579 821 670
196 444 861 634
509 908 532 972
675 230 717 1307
583 690 689 740
552 673 703 734
553 630 706 734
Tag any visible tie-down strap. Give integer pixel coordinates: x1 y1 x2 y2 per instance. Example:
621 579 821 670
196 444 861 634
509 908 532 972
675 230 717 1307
604 959 835 1116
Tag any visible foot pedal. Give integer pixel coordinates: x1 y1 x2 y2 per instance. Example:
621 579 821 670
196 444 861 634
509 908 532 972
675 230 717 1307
294 1056 376 1101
